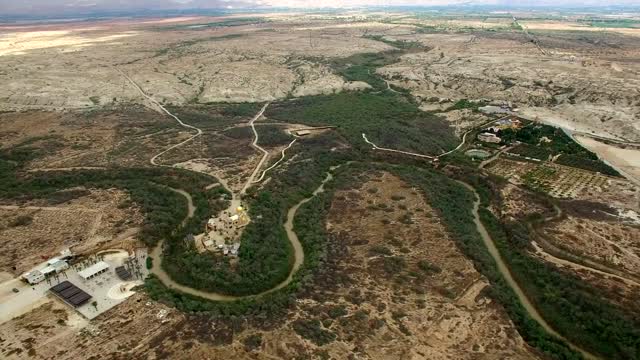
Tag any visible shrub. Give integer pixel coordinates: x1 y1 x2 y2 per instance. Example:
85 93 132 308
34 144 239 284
292 319 337 346
242 334 262 352
10 215 33 227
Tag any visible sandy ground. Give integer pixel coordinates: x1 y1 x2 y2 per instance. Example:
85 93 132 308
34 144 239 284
376 27 640 143
0 171 538 360
0 16 392 109
0 189 143 275
575 135 640 186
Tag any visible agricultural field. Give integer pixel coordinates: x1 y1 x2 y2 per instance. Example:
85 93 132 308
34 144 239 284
486 157 614 198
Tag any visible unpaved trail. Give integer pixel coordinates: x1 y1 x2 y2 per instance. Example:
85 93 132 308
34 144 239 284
117 68 202 166
361 117 499 159
362 133 436 159
458 181 599 360
531 204 640 288
149 168 337 302
0 205 99 212
254 138 297 183
240 103 270 194
26 166 107 172
124 86 335 300
531 241 640 289
168 188 195 226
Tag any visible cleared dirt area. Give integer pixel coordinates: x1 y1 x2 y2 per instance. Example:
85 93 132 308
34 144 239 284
0 16 390 109
376 25 640 143
0 171 538 359
492 163 640 315
0 189 142 275
0 107 193 169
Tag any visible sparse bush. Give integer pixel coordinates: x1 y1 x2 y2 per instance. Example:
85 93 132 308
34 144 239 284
10 215 33 227
417 260 442 274
382 256 406 274
242 334 262 352
327 305 348 319
369 245 392 256
292 319 337 346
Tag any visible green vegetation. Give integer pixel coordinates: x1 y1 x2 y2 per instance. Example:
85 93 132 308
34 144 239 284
0 144 227 247
144 149 342 315
500 124 619 176
266 92 457 155
327 305 348 319
446 98 487 112
292 319 337 346
242 334 263 352
160 137 347 296
159 18 267 31
363 35 421 50
168 103 261 130
146 257 153 270
386 164 581 359
255 125 293 147
417 259 441 274
480 209 640 359
328 51 404 90
510 143 552 160
555 154 619 176
579 19 640 29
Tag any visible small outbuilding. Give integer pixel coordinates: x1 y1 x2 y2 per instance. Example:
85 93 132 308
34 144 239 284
23 270 45 285
478 132 502 144
78 261 110 280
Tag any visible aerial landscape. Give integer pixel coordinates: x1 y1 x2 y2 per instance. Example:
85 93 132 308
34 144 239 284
0 0 639 359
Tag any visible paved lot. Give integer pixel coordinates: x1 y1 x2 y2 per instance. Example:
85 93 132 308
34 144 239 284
0 249 149 323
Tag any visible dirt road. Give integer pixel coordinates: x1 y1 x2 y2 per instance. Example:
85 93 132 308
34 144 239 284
458 181 598 360
240 103 270 194
254 138 297 183
361 117 498 159
117 68 202 166
149 169 337 301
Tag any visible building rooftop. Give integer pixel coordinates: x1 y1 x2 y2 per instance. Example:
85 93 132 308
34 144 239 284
78 261 110 279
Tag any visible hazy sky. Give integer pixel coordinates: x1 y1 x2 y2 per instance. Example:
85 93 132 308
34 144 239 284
1 0 637 17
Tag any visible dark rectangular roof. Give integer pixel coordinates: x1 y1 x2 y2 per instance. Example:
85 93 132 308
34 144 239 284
115 266 132 280
50 281 92 307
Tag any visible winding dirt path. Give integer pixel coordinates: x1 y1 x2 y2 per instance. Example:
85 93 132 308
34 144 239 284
254 138 297 183
361 117 499 159
149 169 336 301
458 181 598 360
531 205 640 289
117 68 202 166
118 75 330 301
240 103 270 194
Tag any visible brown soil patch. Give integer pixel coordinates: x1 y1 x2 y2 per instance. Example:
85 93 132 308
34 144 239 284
544 217 640 277
0 189 143 275
0 107 191 169
0 171 538 359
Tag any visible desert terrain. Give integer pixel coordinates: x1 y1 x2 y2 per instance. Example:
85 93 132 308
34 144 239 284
1 9 640 360
0 172 538 360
